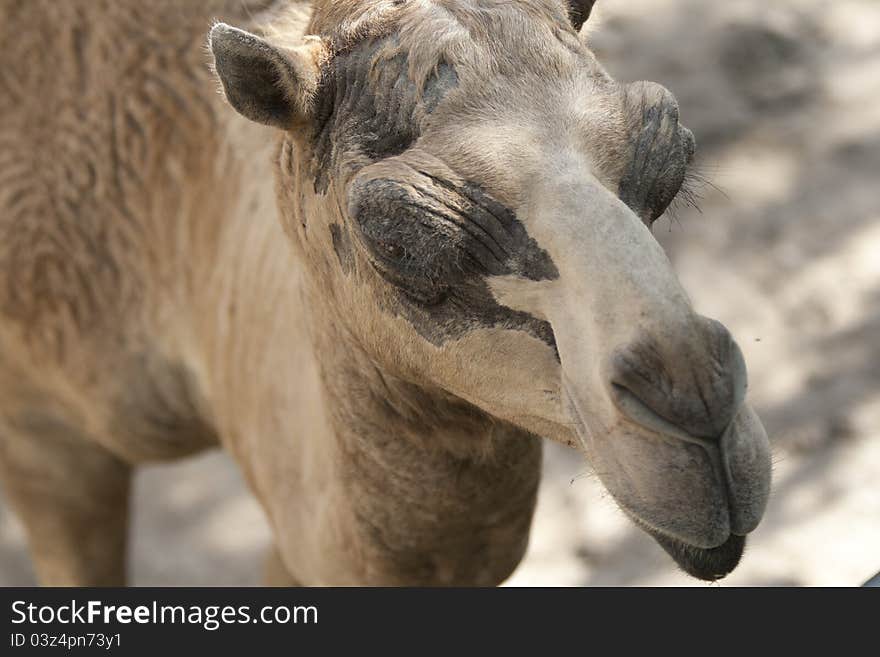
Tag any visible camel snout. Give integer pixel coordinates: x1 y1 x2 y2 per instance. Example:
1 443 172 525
607 316 748 442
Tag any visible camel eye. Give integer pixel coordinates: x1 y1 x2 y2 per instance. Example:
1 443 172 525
376 239 405 261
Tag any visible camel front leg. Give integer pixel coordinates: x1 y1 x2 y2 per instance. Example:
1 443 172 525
0 425 131 586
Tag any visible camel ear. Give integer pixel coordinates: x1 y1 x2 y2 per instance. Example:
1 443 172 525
209 23 322 130
567 1 597 31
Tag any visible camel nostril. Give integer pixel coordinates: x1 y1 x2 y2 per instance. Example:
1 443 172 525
610 382 700 444
609 322 748 440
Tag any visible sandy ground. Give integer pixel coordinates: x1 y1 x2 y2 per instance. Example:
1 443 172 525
2 0 879 586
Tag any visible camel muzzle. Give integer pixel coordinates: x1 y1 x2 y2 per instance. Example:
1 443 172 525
607 315 748 442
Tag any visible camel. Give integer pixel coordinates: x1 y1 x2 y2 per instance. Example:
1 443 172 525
0 0 771 586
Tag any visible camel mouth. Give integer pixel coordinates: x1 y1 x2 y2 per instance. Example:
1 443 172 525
642 523 746 582
563 382 762 581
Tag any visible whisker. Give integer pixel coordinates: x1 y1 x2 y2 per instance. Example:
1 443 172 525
569 469 601 485
661 160 728 230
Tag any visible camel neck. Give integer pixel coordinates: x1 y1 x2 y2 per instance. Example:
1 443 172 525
318 351 545 584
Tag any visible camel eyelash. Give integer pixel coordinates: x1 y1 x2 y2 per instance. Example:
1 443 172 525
664 162 725 229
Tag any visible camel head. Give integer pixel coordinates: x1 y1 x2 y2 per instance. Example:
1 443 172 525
210 0 771 581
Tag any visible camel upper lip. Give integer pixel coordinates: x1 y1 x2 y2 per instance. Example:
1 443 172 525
562 378 594 452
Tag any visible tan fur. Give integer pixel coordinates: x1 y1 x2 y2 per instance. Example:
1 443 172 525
0 0 298 585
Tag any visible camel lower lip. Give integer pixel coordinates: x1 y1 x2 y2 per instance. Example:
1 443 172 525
649 530 746 581
625 512 745 581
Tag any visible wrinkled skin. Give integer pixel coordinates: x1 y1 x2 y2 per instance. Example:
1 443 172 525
212 0 771 581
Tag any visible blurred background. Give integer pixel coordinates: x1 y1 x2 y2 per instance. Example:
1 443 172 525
2 0 879 586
